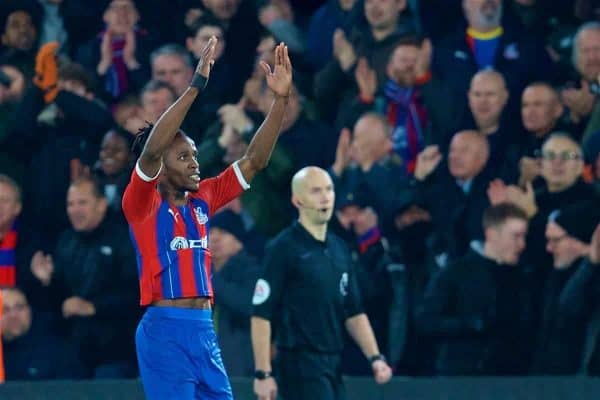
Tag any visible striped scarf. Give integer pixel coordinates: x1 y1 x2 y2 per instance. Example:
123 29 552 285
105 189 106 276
0 222 18 287
384 80 427 175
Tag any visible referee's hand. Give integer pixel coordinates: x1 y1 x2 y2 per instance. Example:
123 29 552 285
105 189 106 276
254 377 277 400
372 359 392 384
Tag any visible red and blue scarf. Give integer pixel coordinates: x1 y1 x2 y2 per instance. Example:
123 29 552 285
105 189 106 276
0 222 18 287
384 80 427 175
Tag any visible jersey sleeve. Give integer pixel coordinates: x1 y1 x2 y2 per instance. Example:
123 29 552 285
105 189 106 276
122 161 162 223
251 237 288 321
191 161 250 216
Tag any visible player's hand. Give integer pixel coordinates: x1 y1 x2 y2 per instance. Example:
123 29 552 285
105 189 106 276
254 377 277 400
195 36 217 79
372 359 392 384
30 251 53 286
260 43 292 98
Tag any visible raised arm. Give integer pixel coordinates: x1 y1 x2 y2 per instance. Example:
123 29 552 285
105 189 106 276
138 36 217 178
237 43 292 183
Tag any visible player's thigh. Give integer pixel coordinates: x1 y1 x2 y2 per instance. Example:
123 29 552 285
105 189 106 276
192 328 233 400
136 317 197 399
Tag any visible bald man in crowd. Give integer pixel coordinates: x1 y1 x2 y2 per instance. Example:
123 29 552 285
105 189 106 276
251 166 392 400
414 130 493 262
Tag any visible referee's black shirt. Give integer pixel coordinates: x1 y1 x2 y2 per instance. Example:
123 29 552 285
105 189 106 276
252 221 363 353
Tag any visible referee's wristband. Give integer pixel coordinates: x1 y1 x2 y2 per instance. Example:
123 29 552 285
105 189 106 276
369 354 386 365
190 73 208 90
254 370 273 380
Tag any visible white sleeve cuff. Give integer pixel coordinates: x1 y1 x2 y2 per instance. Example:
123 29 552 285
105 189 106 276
233 161 250 190
136 160 162 182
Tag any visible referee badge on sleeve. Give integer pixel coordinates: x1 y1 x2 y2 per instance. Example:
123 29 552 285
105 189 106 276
339 273 348 296
252 279 271 305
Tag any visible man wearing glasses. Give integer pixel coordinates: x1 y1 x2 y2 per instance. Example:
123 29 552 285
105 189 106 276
488 133 596 298
531 201 600 374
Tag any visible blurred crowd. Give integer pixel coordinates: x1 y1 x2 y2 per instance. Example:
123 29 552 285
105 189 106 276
1 0 600 381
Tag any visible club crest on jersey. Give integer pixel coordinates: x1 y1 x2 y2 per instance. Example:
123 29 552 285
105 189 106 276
194 207 208 225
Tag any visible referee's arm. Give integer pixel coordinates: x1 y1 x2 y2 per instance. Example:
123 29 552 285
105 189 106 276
251 239 287 373
343 262 380 360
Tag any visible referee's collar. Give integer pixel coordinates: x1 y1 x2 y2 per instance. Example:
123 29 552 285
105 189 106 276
293 221 330 246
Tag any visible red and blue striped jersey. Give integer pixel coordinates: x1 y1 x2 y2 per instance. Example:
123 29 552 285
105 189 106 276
122 161 249 305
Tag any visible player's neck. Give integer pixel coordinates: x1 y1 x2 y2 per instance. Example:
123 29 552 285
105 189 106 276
299 218 327 242
160 186 188 206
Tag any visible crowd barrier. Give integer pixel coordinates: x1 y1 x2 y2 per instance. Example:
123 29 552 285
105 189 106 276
1 376 600 399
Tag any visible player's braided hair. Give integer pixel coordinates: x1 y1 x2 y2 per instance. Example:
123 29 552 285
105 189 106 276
131 122 154 158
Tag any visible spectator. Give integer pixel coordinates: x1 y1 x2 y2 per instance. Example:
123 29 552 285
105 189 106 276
531 200 600 374
431 0 554 109
418 203 534 376
76 0 153 104
1 287 84 380
151 44 195 97
209 210 261 377
10 59 113 251
29 178 139 378
0 2 42 80
185 16 239 139
518 82 566 187
342 38 461 172
314 0 415 121
0 64 25 181
561 222 600 376
201 0 261 93
466 69 518 178
93 128 134 218
138 79 177 124
562 22 600 142
414 131 493 261
331 113 407 230
488 133 595 284
306 0 361 70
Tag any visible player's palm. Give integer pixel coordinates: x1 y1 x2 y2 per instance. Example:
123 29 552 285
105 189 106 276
261 43 292 98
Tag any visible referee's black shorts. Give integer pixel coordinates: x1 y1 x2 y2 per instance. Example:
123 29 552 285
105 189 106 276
276 349 346 400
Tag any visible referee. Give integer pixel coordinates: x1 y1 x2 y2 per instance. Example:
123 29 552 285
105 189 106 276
251 167 392 400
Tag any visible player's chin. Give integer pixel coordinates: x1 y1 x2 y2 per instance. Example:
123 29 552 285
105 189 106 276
186 183 200 192
185 182 200 192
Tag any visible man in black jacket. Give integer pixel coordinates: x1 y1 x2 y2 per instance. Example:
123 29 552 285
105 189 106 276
28 177 139 378
414 130 494 263
418 203 534 376
531 200 600 374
